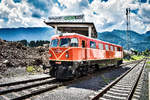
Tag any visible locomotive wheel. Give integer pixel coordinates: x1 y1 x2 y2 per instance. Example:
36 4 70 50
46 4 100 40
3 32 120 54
56 65 65 79
75 69 81 78
82 66 88 75
49 68 56 77
119 60 123 64
115 60 122 67
95 64 99 71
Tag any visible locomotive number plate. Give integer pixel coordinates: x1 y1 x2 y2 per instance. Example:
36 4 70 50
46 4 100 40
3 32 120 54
55 62 61 64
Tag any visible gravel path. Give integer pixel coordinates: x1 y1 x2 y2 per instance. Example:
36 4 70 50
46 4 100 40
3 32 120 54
0 73 50 84
31 66 130 100
139 66 150 100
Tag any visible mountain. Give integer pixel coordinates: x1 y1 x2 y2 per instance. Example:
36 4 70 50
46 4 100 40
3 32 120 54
0 27 150 51
98 30 150 51
0 27 54 41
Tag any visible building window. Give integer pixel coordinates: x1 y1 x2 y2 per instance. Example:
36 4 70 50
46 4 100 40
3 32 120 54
90 41 96 48
99 43 103 50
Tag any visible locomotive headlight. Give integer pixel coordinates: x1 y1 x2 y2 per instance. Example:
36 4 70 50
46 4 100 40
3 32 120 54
68 66 72 69
65 53 69 58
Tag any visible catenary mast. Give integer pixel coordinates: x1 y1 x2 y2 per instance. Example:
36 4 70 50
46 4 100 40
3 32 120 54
126 8 130 50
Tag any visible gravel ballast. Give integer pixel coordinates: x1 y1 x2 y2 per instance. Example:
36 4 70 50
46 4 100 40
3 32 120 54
0 74 50 85
31 66 130 100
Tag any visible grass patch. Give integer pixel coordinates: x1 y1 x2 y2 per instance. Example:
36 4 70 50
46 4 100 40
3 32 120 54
147 61 150 64
26 66 43 74
26 66 35 73
131 55 145 60
123 55 145 62
146 61 150 68
145 65 150 68
123 59 133 62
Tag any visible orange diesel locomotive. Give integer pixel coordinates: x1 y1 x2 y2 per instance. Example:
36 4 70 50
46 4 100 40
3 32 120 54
49 33 123 79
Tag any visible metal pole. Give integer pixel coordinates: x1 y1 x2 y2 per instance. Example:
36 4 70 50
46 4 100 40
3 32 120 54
55 25 58 34
88 26 92 38
126 8 130 50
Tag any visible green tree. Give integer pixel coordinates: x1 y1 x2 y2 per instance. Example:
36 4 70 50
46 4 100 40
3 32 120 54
18 40 28 46
29 41 36 47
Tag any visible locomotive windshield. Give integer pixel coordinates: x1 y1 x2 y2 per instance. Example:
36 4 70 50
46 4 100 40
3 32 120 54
60 38 70 47
60 38 78 47
51 39 58 47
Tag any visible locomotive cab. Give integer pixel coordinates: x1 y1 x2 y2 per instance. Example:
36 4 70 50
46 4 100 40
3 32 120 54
49 34 86 79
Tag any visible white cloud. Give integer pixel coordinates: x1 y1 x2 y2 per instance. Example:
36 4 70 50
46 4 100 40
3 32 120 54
0 0 150 33
138 3 150 22
83 0 149 33
58 0 83 8
51 0 89 16
51 0 150 33
51 3 62 15
0 0 47 28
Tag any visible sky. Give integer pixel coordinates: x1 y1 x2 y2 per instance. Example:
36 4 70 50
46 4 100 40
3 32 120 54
0 0 150 33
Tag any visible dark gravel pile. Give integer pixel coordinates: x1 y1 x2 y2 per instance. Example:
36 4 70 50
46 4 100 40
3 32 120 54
0 38 49 75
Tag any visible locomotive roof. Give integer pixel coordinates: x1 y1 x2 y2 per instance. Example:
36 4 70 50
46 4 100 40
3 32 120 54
44 21 97 38
51 33 122 47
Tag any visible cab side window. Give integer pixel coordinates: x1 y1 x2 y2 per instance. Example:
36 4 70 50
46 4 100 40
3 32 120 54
118 47 121 51
70 38 78 47
90 41 96 48
110 46 113 51
99 43 104 50
105 44 109 51
82 40 86 48
115 47 117 51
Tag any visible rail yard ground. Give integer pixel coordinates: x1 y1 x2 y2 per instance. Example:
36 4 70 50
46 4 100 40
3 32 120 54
139 60 150 100
0 38 149 100
0 65 129 100
0 61 149 100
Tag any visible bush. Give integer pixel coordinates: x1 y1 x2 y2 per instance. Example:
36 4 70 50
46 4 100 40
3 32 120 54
26 66 35 73
131 55 144 60
146 61 150 64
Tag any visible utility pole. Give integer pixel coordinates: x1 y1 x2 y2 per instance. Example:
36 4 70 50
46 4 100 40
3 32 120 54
126 8 130 50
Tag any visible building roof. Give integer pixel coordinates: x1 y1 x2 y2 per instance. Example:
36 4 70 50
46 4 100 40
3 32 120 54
44 21 97 38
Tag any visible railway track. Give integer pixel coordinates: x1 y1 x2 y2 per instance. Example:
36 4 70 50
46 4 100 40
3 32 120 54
90 59 146 100
0 76 59 100
0 60 144 100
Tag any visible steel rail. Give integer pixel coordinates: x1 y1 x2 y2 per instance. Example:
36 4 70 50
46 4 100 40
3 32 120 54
12 84 60 100
0 78 57 95
127 58 147 100
0 76 51 87
0 60 144 100
91 59 144 100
